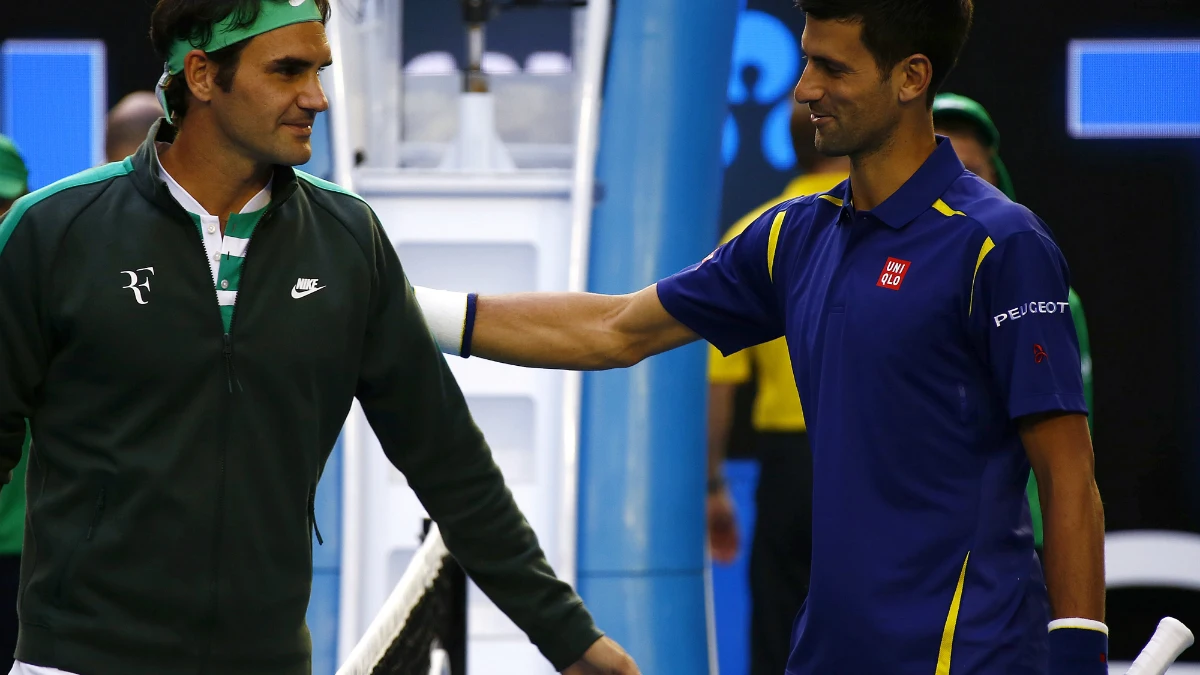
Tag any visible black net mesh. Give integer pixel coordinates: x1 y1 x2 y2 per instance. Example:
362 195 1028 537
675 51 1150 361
338 523 467 675
367 554 465 675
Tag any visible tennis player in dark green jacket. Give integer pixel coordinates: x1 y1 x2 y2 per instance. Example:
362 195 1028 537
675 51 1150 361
0 1 635 674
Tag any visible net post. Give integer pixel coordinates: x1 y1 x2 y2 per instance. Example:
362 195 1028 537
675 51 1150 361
447 559 468 675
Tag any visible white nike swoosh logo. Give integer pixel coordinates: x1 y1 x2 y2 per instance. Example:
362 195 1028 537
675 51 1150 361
291 285 326 299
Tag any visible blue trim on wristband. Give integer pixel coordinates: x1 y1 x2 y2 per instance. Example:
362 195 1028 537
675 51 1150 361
1049 626 1108 674
461 293 478 358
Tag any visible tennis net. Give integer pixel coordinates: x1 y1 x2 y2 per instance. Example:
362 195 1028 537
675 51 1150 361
336 521 468 675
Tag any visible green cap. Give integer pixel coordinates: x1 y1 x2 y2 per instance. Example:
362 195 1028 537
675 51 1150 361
0 135 29 201
932 92 1015 201
166 0 324 75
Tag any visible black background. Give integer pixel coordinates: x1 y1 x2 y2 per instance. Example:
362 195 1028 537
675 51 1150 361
941 0 1200 538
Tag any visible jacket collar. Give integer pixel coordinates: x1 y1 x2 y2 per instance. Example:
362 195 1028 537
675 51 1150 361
128 120 300 218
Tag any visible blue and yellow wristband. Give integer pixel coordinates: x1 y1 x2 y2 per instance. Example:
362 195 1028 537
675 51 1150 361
1049 618 1109 674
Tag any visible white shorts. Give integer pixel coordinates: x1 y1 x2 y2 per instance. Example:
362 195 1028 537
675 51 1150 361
9 661 78 675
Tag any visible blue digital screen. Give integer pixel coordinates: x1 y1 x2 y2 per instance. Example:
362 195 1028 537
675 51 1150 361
1068 39 1200 138
1 40 106 191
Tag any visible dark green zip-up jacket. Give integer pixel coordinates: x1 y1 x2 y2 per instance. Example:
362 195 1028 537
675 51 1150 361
0 122 600 675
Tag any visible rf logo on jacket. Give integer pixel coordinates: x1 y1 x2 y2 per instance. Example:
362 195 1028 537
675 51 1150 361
121 267 155 305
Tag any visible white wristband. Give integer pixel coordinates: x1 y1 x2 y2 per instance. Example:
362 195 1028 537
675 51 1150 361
1048 618 1109 634
412 286 475 357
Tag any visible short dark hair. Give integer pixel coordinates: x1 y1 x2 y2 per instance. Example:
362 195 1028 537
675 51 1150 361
149 0 332 121
796 0 973 106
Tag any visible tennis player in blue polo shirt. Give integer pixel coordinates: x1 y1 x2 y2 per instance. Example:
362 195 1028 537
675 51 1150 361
415 0 1107 672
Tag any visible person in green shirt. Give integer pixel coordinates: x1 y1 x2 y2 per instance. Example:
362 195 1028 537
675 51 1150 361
0 136 28 218
0 434 26 666
0 134 29 666
932 93 1094 552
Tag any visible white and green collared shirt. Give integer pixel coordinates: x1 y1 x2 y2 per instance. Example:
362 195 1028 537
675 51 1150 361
157 152 271 332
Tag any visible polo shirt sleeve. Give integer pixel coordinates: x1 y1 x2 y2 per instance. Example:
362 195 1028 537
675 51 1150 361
970 229 1088 420
657 204 786 356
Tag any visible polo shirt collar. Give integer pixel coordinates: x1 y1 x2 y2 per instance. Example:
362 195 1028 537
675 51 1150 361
129 119 300 216
155 145 272 218
840 135 965 229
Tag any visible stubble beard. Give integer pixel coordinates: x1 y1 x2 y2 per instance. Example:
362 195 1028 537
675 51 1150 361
814 127 856 158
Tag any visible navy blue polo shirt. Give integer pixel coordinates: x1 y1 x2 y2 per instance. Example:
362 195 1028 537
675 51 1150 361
658 137 1087 674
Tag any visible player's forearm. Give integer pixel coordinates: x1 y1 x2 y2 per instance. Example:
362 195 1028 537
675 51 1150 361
706 384 737 483
414 284 697 368
1039 474 1106 621
472 292 641 370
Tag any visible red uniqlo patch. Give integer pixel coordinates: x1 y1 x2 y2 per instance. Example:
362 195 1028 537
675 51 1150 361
876 257 911 290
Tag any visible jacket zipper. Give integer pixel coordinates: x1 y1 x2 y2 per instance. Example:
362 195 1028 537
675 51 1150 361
198 207 274 673
191 214 243 394
222 334 242 393
192 217 225 671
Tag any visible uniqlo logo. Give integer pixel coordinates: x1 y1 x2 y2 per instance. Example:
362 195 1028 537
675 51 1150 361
876 257 911 290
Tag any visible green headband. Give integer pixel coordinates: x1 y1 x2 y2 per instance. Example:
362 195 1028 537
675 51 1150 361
166 0 324 75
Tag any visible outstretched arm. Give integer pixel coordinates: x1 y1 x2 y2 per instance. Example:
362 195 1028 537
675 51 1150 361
415 202 794 370
416 284 699 370
472 285 699 370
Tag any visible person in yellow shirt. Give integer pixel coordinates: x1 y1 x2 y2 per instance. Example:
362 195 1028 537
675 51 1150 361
705 100 848 675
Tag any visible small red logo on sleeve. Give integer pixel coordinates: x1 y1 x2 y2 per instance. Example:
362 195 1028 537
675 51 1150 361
876 257 911 290
1034 344 1048 363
